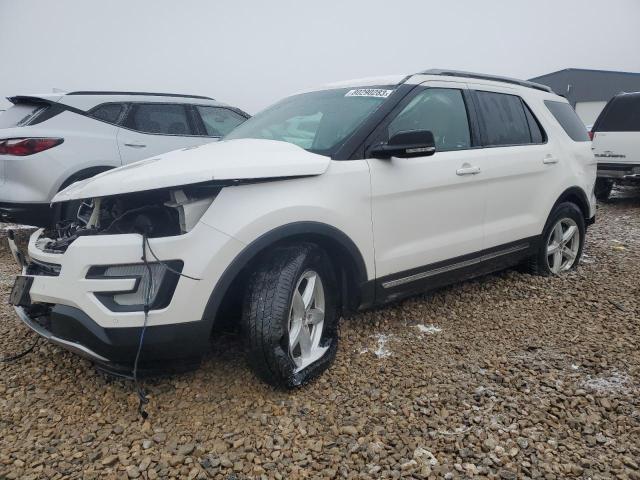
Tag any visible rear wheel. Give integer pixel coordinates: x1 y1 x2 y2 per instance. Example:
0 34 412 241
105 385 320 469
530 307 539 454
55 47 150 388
594 178 614 202
528 202 585 276
242 243 338 388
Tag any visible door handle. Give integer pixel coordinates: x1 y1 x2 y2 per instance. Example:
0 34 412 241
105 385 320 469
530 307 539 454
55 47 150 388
543 156 559 164
124 143 147 148
456 164 481 176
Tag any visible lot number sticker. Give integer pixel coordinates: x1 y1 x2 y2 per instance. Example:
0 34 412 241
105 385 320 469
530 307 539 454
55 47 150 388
345 89 393 98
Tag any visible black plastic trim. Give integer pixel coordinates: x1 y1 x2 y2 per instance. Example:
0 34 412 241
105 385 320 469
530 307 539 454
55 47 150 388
375 236 539 305
336 83 418 160
21 304 210 367
201 221 369 327
87 260 184 312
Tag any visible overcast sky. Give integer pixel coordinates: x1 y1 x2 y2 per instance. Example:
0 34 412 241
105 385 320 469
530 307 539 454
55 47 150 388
1 0 639 113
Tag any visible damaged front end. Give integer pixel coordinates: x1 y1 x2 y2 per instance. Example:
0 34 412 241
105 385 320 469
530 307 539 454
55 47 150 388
40 184 221 253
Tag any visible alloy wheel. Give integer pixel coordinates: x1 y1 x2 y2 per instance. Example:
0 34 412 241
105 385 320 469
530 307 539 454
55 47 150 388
546 218 580 273
288 270 327 372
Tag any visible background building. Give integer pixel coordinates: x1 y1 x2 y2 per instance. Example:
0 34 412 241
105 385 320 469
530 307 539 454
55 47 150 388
530 68 640 125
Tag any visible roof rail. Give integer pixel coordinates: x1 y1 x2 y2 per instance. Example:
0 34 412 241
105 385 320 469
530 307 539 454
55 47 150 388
66 91 215 100
417 69 554 93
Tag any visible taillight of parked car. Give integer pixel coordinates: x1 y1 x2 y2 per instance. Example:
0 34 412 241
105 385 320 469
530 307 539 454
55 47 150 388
0 137 64 156
588 131 594 141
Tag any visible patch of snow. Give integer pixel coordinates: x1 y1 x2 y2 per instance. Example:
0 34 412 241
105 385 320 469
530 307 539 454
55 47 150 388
582 371 632 393
571 364 580 370
373 334 393 358
0 223 36 231
415 324 442 334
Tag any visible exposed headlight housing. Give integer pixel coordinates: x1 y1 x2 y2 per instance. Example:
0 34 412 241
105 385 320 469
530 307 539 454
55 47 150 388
165 189 217 233
87 261 183 312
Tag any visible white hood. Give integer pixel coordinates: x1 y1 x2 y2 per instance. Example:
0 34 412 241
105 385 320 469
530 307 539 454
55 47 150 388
52 139 330 202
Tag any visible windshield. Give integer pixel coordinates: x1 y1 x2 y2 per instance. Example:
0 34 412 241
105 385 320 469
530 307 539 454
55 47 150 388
224 86 395 156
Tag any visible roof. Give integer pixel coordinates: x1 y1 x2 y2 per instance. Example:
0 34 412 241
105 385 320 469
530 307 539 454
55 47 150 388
67 91 214 100
529 68 640 104
531 68 640 81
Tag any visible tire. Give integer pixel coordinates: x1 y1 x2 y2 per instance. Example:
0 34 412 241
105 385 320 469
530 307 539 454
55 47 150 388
594 178 614 202
527 202 585 276
242 243 339 388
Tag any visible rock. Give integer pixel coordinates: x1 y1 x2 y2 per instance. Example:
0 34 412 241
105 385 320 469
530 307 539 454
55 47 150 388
401 460 417 470
125 466 140 479
178 443 196 456
340 426 358 436
152 432 167 443
139 457 151 471
142 440 153 450
101 455 118 466
499 469 517 480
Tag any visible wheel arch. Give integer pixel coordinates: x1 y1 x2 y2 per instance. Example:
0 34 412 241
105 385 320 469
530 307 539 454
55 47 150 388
201 221 371 332
57 165 115 192
551 186 591 223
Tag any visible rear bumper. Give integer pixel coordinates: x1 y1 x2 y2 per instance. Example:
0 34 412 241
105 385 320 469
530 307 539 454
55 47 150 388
0 201 53 226
15 303 210 372
597 163 640 180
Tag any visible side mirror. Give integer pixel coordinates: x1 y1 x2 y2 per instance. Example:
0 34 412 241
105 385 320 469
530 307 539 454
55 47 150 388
370 130 436 159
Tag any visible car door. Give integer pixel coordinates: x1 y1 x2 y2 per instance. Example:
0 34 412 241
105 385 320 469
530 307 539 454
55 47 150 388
468 86 560 249
366 81 488 295
117 103 210 164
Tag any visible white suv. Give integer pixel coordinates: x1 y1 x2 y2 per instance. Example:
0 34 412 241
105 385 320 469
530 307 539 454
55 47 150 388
0 91 249 226
591 92 640 200
9 70 596 387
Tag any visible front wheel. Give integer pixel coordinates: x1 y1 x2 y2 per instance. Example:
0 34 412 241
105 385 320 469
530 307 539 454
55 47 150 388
527 202 585 276
242 243 338 388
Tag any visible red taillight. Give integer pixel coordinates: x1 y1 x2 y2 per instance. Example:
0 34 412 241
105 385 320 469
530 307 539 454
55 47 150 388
588 131 594 141
0 138 63 156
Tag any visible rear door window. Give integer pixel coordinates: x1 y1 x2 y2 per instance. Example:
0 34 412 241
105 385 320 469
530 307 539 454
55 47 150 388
89 103 126 124
124 103 193 135
0 103 48 128
475 91 532 146
196 106 246 137
593 95 640 132
544 101 590 141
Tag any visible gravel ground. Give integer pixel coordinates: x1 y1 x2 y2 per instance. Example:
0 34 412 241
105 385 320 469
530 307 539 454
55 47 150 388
1 189 640 480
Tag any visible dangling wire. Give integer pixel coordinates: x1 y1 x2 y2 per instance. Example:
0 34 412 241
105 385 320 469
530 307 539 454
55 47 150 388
0 333 39 362
143 236 201 281
132 233 154 419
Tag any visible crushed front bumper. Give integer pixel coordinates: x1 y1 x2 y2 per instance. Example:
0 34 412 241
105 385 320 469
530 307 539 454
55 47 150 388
8 221 246 372
14 303 210 373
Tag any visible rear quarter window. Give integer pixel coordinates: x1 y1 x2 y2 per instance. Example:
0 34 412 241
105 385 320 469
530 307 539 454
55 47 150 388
544 101 589 142
0 103 48 128
89 103 126 124
593 95 640 132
